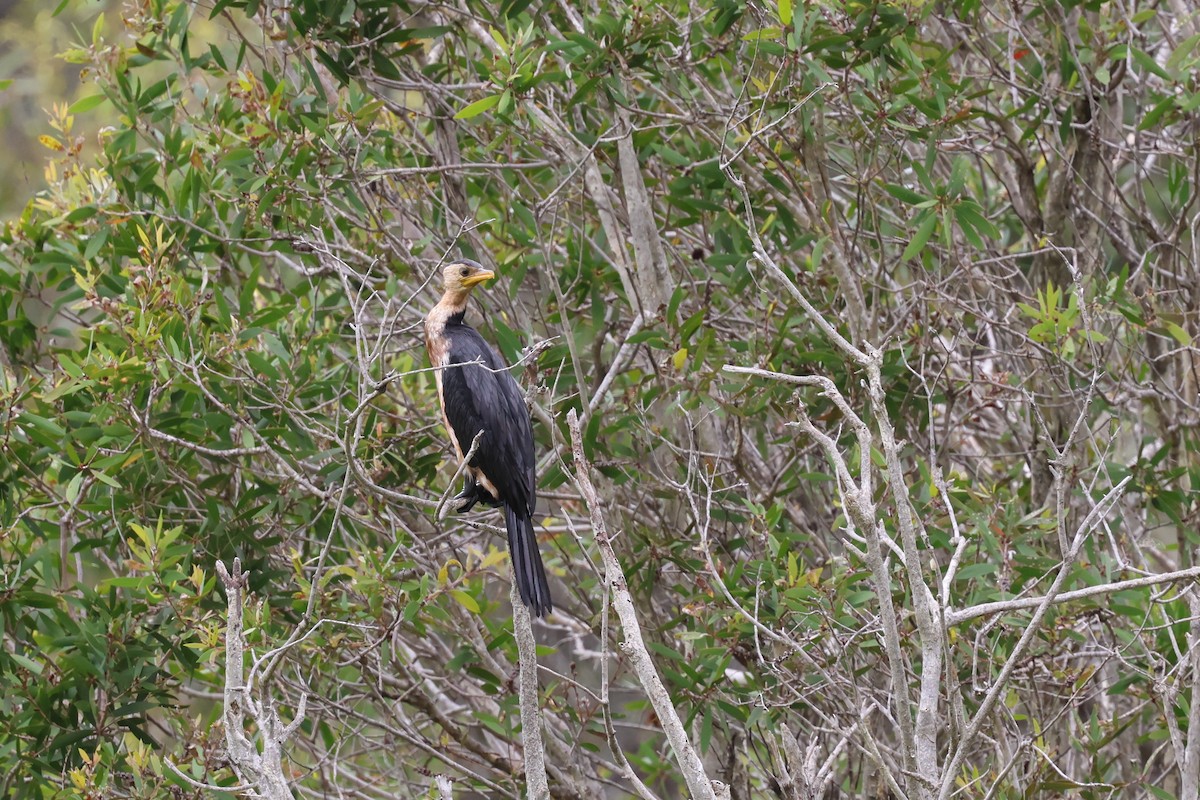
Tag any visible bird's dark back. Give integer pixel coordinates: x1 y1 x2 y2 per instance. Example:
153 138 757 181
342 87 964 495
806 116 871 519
441 322 537 515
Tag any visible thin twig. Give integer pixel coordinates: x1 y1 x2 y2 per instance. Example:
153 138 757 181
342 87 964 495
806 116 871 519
436 430 485 521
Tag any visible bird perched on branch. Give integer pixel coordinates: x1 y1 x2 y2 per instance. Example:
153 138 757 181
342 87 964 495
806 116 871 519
425 259 553 617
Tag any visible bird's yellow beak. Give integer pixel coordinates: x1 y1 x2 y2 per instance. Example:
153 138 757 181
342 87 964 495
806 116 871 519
462 270 495 288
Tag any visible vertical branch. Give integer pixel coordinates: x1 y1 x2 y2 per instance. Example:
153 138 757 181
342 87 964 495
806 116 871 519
593 512 662 800
567 409 718 800
615 101 672 318
511 582 550 800
1180 587 1200 798
865 356 943 790
216 559 298 800
727 168 945 791
218 558 256 781
530 102 641 312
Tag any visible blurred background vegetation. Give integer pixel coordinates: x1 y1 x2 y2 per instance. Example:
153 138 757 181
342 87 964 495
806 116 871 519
0 1 92 216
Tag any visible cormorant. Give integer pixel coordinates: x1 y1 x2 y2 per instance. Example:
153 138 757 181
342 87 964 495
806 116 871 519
425 259 553 617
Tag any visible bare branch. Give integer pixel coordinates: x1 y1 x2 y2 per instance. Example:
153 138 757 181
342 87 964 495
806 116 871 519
511 582 550 800
216 558 298 800
436 430 485 521
947 564 1200 626
567 409 718 800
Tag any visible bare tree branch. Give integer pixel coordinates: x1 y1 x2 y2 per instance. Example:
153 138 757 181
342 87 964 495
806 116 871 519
217 558 299 800
567 408 718 800
512 582 550 800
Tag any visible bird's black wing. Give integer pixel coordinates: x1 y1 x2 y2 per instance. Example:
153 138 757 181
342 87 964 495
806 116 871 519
440 325 536 514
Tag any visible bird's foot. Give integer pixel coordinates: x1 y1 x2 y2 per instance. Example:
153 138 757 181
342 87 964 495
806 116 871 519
453 491 480 513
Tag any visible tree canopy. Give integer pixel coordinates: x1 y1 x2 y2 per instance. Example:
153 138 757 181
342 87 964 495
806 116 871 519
3 0 1200 798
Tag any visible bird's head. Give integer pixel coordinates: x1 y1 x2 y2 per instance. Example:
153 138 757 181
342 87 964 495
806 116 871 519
441 259 495 295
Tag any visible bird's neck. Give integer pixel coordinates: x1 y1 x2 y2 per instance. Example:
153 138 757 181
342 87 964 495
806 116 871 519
430 290 470 328
426 294 471 361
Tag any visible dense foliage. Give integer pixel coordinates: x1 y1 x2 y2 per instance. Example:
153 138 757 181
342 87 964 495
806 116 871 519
3 0 1200 797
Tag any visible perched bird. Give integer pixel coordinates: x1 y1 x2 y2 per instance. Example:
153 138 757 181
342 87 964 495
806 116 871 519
425 259 553 617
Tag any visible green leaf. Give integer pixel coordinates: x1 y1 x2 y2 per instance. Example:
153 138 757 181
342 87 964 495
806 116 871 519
92 470 122 490
1164 321 1192 346
846 590 874 607
700 706 714 753
955 563 997 581
450 590 480 613
1137 95 1176 131
1131 46 1173 80
68 94 108 114
1179 91 1200 113
777 0 793 26
10 653 44 675
65 206 97 223
955 203 999 239
883 183 930 205
489 27 508 52
19 411 66 440
953 205 987 247
454 94 502 120
1167 34 1200 75
742 27 782 42
98 576 151 589
672 347 688 371
901 213 937 261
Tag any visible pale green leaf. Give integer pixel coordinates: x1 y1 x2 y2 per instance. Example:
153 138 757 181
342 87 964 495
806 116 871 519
454 94 501 120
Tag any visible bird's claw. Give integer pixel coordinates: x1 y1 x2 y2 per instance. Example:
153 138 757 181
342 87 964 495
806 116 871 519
453 492 479 513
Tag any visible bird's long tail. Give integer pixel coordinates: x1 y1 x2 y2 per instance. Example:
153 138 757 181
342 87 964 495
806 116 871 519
505 504 553 617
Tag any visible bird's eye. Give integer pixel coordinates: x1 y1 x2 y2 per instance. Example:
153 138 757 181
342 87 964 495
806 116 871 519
460 268 470 277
